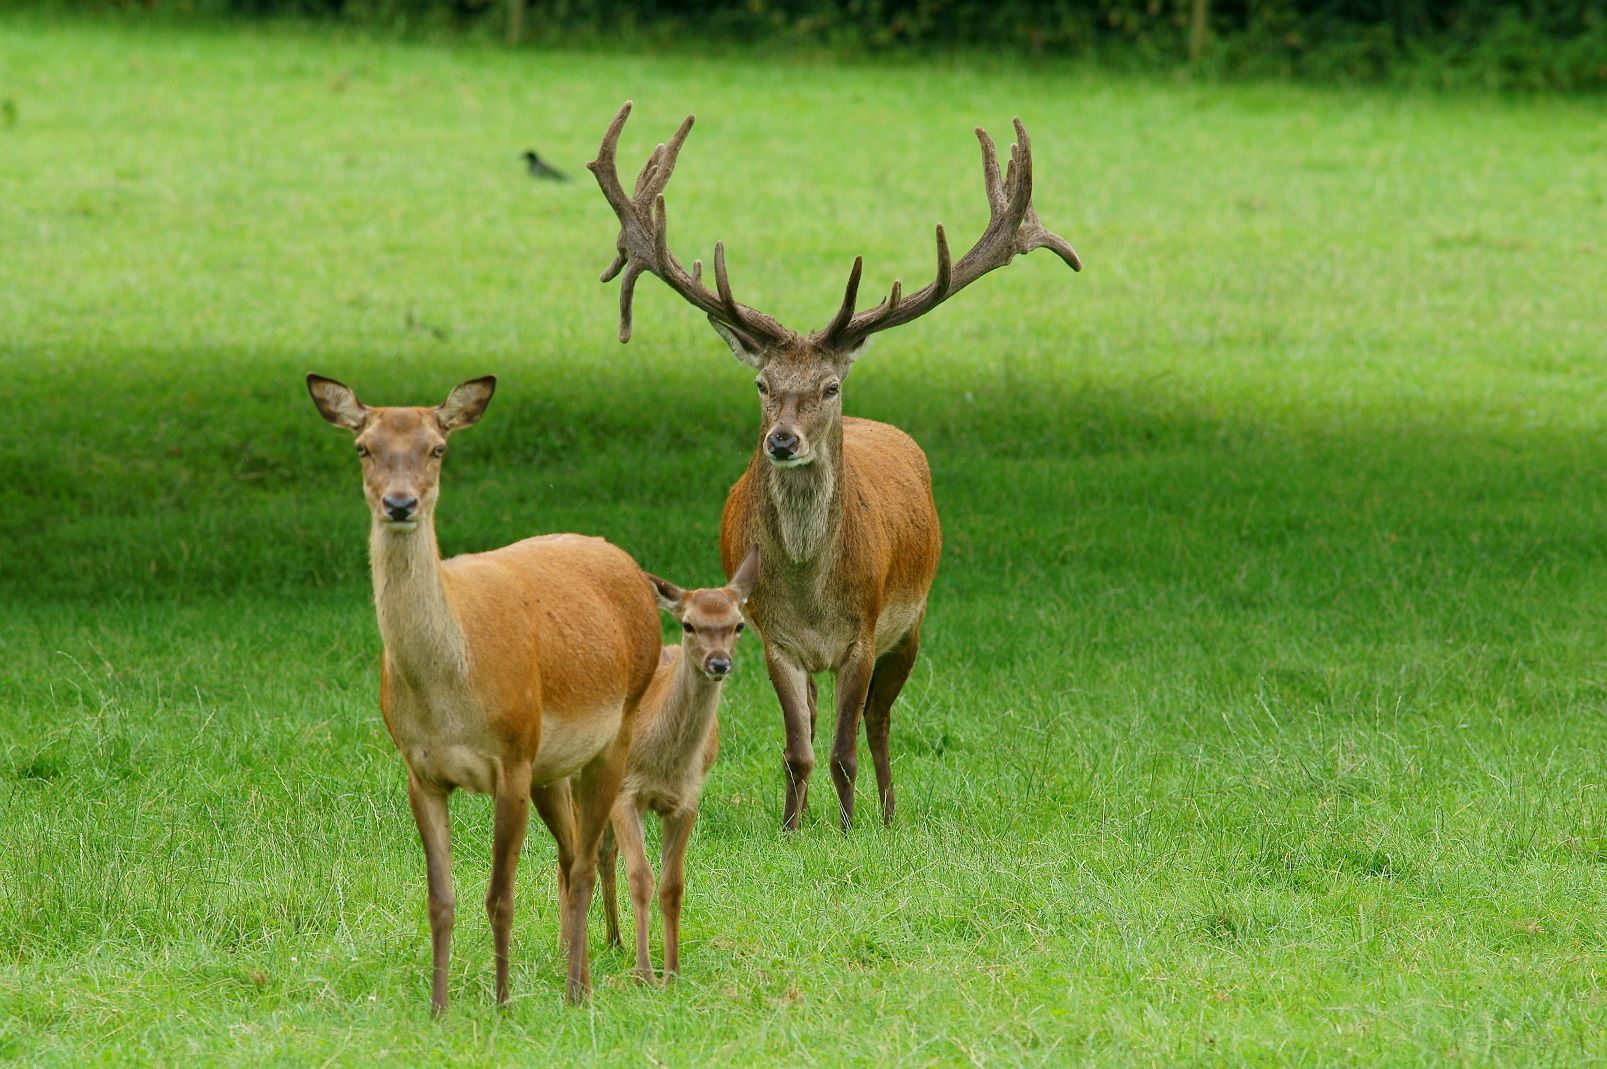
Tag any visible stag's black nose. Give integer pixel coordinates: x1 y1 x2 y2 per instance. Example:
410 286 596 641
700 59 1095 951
766 430 800 460
383 494 418 522
705 656 732 678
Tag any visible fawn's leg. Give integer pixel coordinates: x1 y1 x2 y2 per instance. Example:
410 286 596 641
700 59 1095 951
659 807 698 979
610 796 656 981
597 822 622 948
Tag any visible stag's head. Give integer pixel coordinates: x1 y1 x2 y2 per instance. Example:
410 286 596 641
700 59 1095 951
307 374 496 531
588 101 1081 470
646 546 760 680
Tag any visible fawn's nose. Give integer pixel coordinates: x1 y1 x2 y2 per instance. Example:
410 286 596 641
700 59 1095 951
705 656 732 678
765 430 800 460
382 494 419 522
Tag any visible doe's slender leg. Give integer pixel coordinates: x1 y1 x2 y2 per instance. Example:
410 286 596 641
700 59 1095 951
406 774 455 1016
488 762 533 1006
532 779 576 952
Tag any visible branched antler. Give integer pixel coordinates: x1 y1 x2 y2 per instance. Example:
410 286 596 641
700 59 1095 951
809 118 1081 352
588 101 796 348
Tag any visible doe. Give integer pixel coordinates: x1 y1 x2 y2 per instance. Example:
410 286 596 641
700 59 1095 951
307 374 660 1008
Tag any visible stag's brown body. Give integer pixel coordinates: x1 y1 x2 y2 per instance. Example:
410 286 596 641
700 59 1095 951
308 376 659 1009
590 100 1078 830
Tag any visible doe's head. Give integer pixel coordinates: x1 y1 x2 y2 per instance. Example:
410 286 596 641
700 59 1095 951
307 374 496 531
645 546 760 681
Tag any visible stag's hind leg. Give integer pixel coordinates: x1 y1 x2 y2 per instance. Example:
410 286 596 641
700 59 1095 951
864 620 922 827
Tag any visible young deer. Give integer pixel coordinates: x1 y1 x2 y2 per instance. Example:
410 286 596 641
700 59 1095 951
593 548 759 981
589 102 1080 830
306 374 660 1009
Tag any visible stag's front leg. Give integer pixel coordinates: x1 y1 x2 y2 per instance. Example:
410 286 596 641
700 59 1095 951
766 648 815 832
488 762 533 1006
406 774 455 1015
829 638 877 832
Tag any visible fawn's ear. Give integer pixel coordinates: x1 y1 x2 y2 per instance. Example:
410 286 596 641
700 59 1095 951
727 544 760 604
438 376 496 432
645 573 685 613
307 374 367 431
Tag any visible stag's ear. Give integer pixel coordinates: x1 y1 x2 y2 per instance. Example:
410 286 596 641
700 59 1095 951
645 573 685 613
307 374 368 431
438 376 496 432
830 339 869 378
709 317 768 370
727 545 760 604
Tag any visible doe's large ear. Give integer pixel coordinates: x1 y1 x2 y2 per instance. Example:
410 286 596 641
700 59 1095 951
438 376 496 431
307 374 368 431
708 317 768 370
644 572 685 613
727 544 760 604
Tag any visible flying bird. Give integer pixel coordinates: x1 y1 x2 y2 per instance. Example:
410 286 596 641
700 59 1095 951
522 150 568 181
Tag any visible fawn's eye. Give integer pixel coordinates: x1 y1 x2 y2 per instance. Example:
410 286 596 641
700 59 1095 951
735 622 745 632
432 446 445 458
682 621 694 633
355 444 369 457
823 381 840 398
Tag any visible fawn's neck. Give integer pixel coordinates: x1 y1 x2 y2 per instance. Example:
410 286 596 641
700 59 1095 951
369 516 469 686
647 650 723 765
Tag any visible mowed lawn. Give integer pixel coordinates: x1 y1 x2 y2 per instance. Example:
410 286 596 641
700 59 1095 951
2 13 1605 1066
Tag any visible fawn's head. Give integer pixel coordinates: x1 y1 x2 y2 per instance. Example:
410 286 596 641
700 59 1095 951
588 102 1080 471
646 547 760 681
307 374 496 531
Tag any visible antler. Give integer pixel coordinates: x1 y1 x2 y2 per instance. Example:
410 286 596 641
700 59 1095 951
810 118 1081 352
588 101 796 349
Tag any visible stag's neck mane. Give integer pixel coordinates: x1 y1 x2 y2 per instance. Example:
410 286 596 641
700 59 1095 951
369 516 470 685
753 418 844 565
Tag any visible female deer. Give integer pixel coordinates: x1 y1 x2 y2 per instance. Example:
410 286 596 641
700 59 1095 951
307 374 660 1008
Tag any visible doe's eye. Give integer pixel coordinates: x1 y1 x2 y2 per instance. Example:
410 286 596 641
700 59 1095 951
355 444 369 457
682 621 694 633
735 622 745 633
432 446 446 458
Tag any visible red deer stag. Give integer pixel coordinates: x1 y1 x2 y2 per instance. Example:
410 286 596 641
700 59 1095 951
593 548 759 981
307 374 660 1008
589 102 1080 830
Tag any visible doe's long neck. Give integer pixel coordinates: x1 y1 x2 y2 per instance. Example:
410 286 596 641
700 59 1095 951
369 514 469 685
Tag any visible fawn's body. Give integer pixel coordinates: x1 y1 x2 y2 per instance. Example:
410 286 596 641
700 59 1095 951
310 376 659 1009
596 557 756 980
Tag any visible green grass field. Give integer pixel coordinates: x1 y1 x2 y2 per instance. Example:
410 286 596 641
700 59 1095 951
2 13 1605 1066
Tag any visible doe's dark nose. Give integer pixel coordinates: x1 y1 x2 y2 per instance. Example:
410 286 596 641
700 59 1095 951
705 656 732 677
765 430 800 460
382 494 418 521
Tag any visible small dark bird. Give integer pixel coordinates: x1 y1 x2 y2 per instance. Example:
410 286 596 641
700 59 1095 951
522 150 568 181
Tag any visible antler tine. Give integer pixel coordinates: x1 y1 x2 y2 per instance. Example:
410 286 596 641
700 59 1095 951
590 102 797 349
822 256 864 341
808 116 1080 350
713 241 739 321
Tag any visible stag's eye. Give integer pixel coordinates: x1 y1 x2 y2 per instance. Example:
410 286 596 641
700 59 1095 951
823 381 840 398
682 621 694 634
755 380 768 396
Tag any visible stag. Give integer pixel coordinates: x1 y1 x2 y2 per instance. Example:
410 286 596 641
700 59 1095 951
589 102 1079 830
